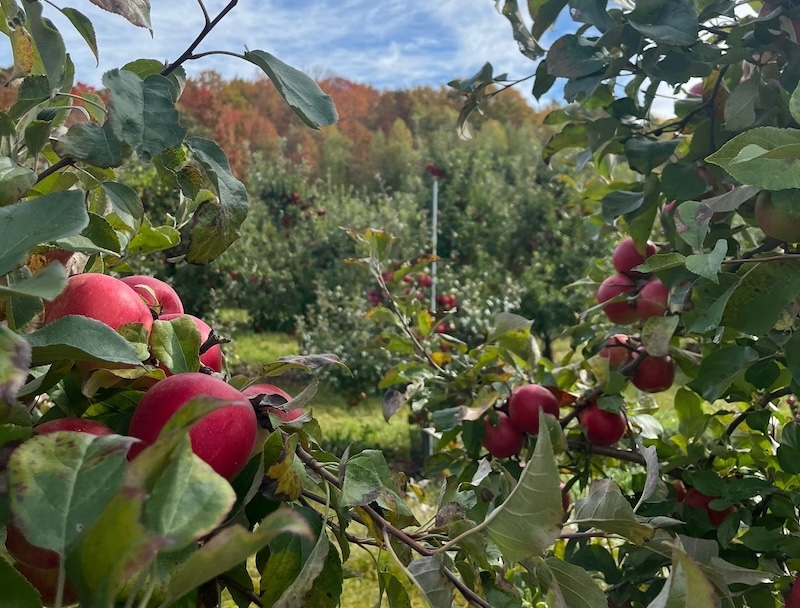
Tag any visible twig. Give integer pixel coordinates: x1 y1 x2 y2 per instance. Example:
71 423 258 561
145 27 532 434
36 157 75 184
195 0 210 25
218 575 262 607
566 439 648 466
721 255 800 264
441 567 493 608
162 0 239 76
199 330 231 355
559 531 610 540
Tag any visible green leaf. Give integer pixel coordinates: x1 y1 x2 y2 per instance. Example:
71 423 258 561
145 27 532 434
127 216 180 256
56 212 121 255
721 260 800 335
103 69 187 162
687 345 759 402
183 137 248 263
485 411 563 561
23 1 66 92
0 157 37 206
0 557 42 608
382 572 412 608
166 510 312 603
100 181 143 230
57 122 124 168
724 72 759 132
142 436 236 550
487 312 539 365
546 35 606 79
260 431 306 503
150 317 201 374
647 548 716 608
683 273 740 334
703 185 759 213
568 0 615 33
640 315 679 358
243 50 338 129
273 523 337 608
624 136 680 175
498 0 547 60
675 201 712 252
58 7 98 64
635 252 687 273
25 315 143 366
67 489 165 606
542 123 588 164
0 261 66 300
627 0 699 45
406 555 453 608
706 127 800 190
685 239 728 282
0 325 31 415
340 449 416 525
783 330 800 387
8 432 134 555
88 0 151 31
661 163 708 202
573 479 655 544
544 557 607 608
24 119 51 159
791 79 800 125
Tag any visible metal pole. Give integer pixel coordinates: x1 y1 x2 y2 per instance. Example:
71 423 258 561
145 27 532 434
431 178 438 312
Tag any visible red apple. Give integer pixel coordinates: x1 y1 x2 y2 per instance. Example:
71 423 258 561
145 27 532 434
636 278 669 320
242 383 301 422
672 479 687 502
612 237 656 276
754 190 800 242
120 275 184 316
684 488 735 527
599 334 633 368
128 373 257 480
597 274 639 325
158 313 223 373
13 562 78 607
632 354 675 393
578 403 626 446
507 384 560 434
44 273 154 335
788 575 800 608
481 411 524 459
560 482 571 512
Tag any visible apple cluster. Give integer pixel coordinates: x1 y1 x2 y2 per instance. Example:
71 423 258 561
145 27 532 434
7 272 303 598
599 333 676 393
597 238 669 325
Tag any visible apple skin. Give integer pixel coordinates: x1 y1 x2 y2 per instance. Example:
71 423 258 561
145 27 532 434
120 275 184 316
34 418 114 436
787 575 800 608
636 278 669 321
507 384 560 434
7 417 114 570
242 383 301 423
158 313 223 373
632 354 675 393
128 373 257 480
612 238 656 276
13 562 78 607
684 488 735 527
560 482 571 512
578 403 626 446
754 191 800 242
672 479 687 503
597 274 639 325
44 273 154 335
481 411 524 459
599 334 632 368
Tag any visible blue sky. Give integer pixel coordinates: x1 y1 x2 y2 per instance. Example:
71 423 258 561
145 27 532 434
2 0 567 104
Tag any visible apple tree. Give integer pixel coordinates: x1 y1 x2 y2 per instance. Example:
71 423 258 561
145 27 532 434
345 1 800 607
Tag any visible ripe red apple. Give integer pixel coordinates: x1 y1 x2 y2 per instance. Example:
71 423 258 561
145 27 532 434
754 191 800 242
599 334 633 368
128 373 257 480
578 403 626 446
159 313 223 373
13 562 78 607
612 237 656 276
44 273 154 335
120 275 184 316
597 274 639 325
560 482 571 512
418 273 433 288
632 354 675 393
636 278 669 320
7 418 113 572
507 383 560 434
684 488 735 527
672 479 687 503
241 383 301 422
788 575 800 608
481 411 524 459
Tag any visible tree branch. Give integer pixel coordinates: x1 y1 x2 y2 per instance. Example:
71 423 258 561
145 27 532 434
218 575 262 607
36 157 76 184
162 0 239 76
566 439 648 466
